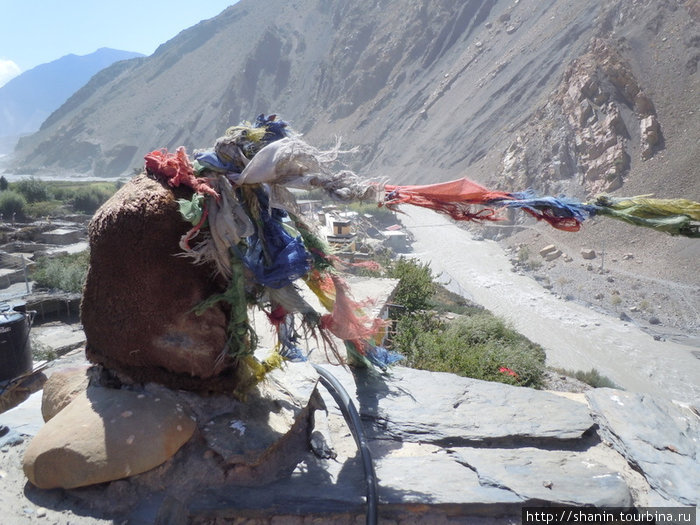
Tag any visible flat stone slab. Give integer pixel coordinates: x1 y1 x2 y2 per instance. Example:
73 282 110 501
318 365 595 444
376 454 523 506
186 441 632 521
450 446 632 507
586 388 700 506
31 323 86 356
187 451 525 522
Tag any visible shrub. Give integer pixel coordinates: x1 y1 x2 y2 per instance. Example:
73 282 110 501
517 246 530 263
0 190 27 218
14 177 52 203
71 186 113 214
387 257 437 314
347 201 396 224
32 250 90 293
0 176 8 191
25 200 65 218
551 367 619 389
392 311 445 355
527 258 543 270
396 312 546 388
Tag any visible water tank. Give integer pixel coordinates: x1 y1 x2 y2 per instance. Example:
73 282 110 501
0 305 33 382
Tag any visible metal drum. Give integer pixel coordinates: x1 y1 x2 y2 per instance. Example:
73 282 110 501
0 304 34 382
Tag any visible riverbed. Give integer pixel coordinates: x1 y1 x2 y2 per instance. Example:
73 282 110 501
401 206 700 404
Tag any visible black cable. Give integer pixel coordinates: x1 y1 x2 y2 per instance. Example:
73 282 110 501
311 363 378 525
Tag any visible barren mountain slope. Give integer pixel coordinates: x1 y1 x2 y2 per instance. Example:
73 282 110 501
12 0 602 182
8 0 699 327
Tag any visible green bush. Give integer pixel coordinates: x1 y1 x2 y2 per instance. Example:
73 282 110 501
552 368 619 389
25 200 66 218
347 201 396 224
0 190 27 218
13 177 52 203
32 251 90 293
70 186 113 214
392 310 445 355
387 257 437 314
395 312 546 388
430 285 484 316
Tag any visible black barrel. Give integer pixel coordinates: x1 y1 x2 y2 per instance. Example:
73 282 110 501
0 307 33 382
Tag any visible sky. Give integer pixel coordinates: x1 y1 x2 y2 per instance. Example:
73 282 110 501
0 0 239 86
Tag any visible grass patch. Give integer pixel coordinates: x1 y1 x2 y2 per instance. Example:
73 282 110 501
385 257 546 387
430 284 484 316
346 201 396 225
32 340 58 362
5 179 121 218
395 311 546 387
0 190 27 219
552 367 620 389
31 250 90 293
25 200 66 218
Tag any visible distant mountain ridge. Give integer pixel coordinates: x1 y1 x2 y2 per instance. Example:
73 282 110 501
0 48 144 151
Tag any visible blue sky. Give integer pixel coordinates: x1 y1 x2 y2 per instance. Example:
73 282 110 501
0 0 238 86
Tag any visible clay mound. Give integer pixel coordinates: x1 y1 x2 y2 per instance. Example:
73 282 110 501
81 173 240 391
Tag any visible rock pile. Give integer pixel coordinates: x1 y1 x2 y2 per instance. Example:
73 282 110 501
21 362 320 492
22 172 323 492
500 38 662 197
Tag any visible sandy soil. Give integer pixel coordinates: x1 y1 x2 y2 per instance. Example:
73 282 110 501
400 206 700 405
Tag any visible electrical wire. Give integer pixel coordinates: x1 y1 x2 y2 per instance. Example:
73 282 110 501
311 363 378 525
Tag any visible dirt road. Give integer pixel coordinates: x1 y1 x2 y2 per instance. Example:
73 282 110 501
400 206 700 404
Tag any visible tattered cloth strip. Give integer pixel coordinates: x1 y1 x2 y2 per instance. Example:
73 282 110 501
500 192 597 232
383 177 700 237
384 178 512 222
591 195 700 238
145 146 219 199
145 114 398 373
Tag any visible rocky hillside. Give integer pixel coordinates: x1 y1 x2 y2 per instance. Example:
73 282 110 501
0 48 144 153
8 0 699 286
11 0 697 188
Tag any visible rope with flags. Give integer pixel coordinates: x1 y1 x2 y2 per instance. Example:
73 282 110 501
384 179 699 237
144 114 699 377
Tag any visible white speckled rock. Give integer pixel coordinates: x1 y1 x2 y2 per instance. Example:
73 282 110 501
23 386 196 489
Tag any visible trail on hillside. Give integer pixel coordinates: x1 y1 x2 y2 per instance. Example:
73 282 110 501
401 206 700 404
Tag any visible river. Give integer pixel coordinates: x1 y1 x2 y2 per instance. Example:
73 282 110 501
400 206 700 404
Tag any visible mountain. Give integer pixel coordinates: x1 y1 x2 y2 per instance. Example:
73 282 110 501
9 0 697 187
0 48 144 152
7 0 699 289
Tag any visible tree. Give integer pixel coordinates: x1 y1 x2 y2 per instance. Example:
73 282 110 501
388 257 437 314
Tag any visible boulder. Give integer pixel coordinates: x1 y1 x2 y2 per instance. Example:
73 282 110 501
581 248 596 259
23 385 196 489
544 249 562 261
81 174 240 391
640 114 661 160
539 244 557 257
41 365 90 422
